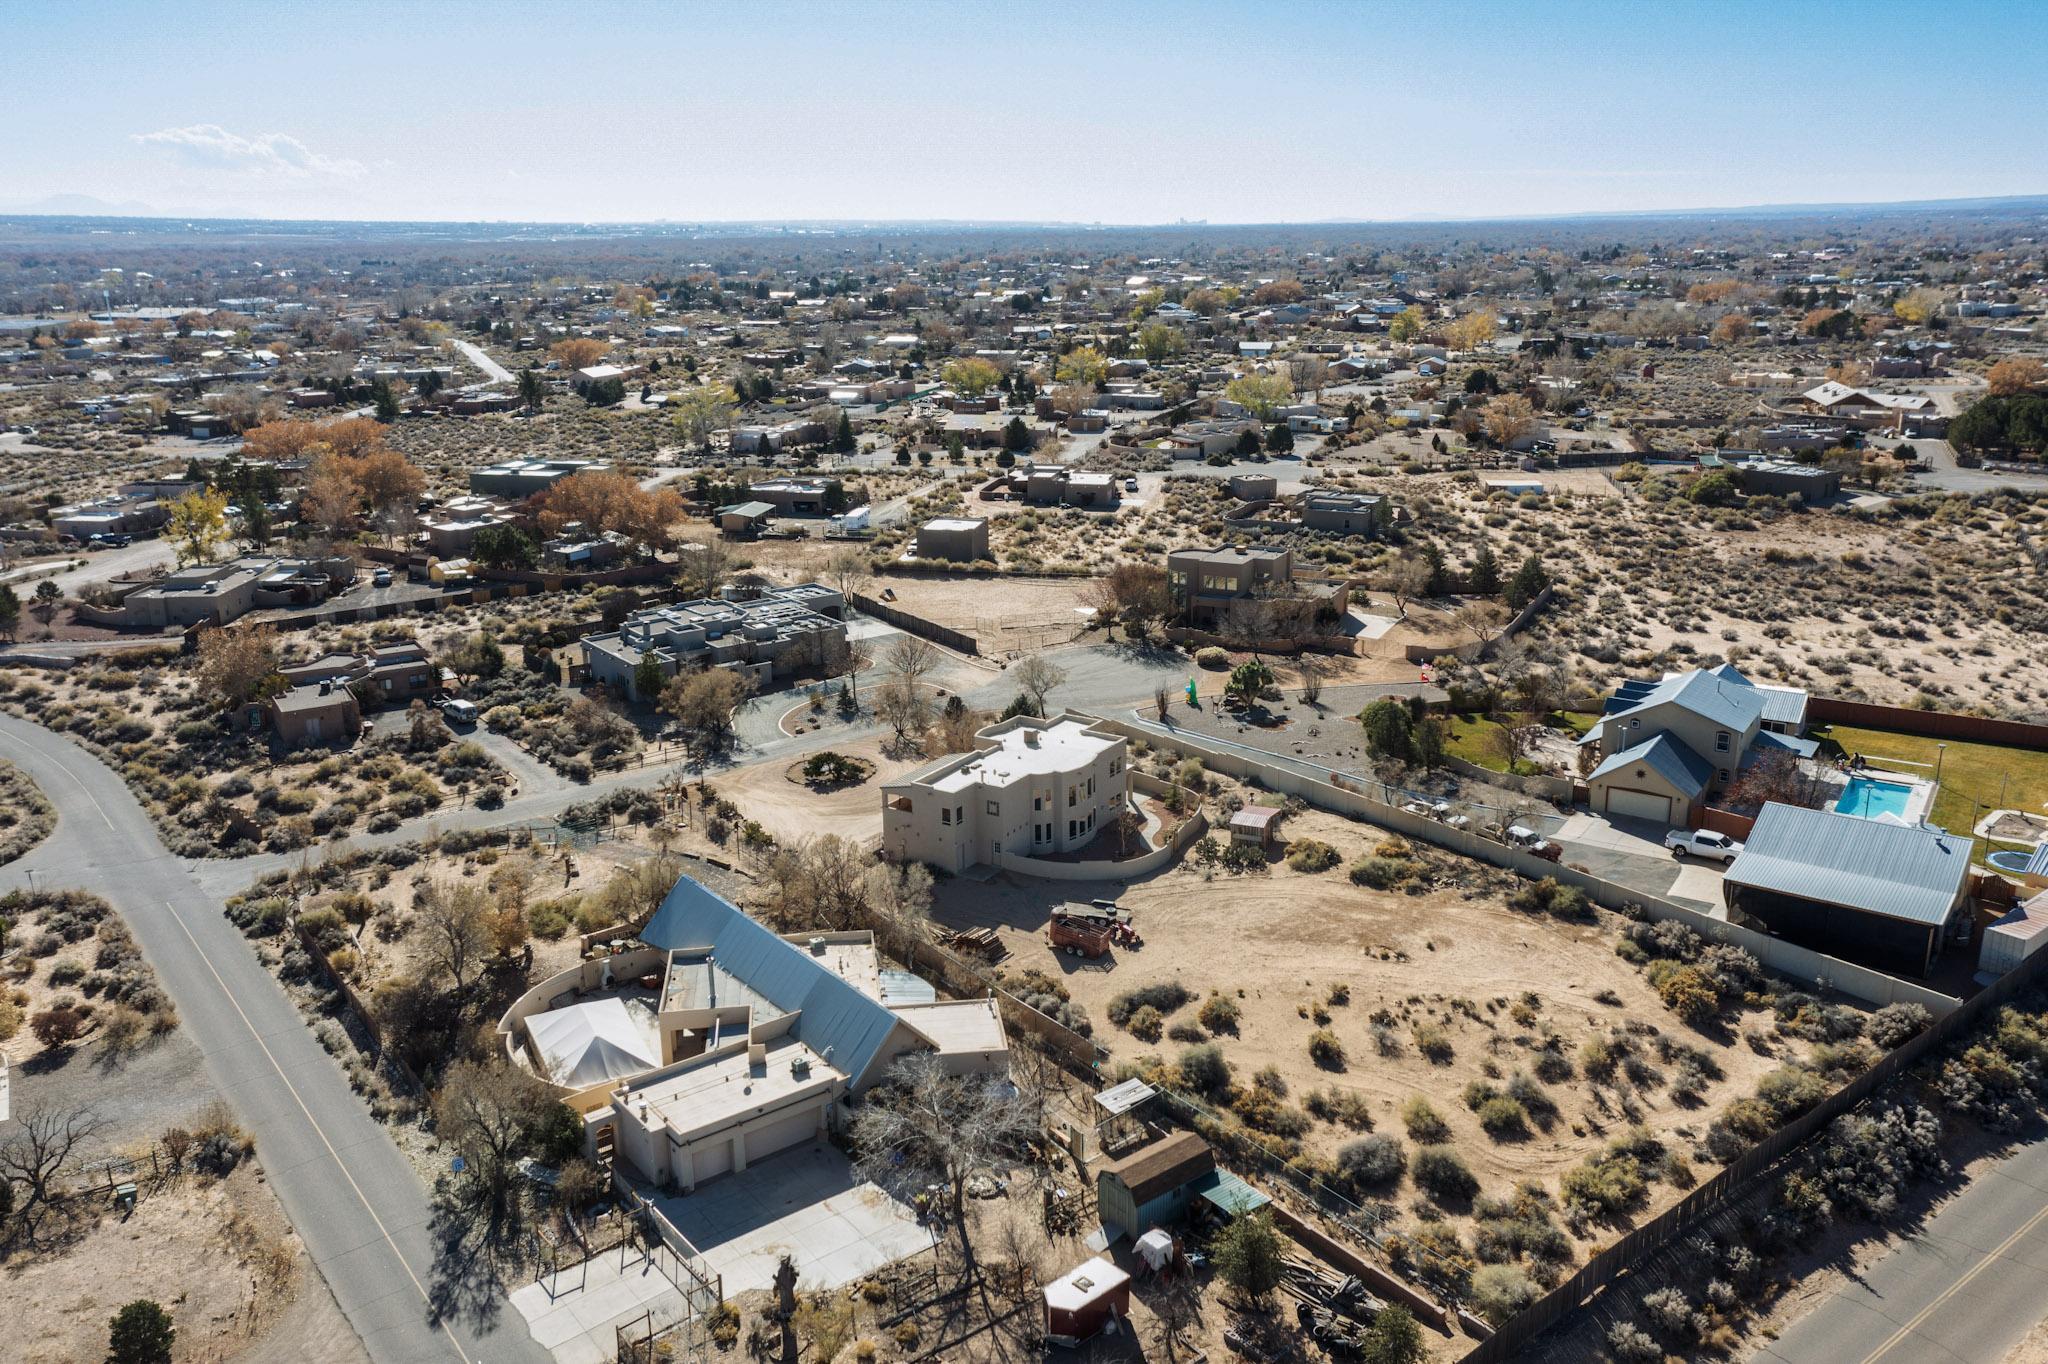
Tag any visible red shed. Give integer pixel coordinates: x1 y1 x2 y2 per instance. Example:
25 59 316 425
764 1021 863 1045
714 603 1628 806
1043 1256 1132 1346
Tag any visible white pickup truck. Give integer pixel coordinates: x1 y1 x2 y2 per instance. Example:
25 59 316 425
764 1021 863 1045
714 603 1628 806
1664 829 1743 862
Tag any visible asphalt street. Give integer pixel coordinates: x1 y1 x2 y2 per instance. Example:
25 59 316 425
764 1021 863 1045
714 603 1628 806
0 712 548 1364
1751 1130 2048 1364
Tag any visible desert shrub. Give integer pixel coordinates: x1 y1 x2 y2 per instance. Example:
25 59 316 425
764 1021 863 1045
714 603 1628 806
1561 1151 1645 1218
1815 1103 1946 1221
1627 918 1701 962
1336 1133 1406 1189
1412 1021 1453 1063
1756 1064 1828 1121
1579 1036 1620 1082
1194 646 1230 669
1199 993 1241 1033
1506 877 1588 919
1412 1145 1478 1201
1608 1321 1662 1361
1655 964 1721 1025
1469 1264 1540 1326
1178 1043 1231 1096
1640 1285 1695 1338
1285 839 1340 873
1306 1086 1374 1128
1108 981 1193 1027
1504 1073 1557 1126
1402 1096 1451 1142
1126 1005 1163 1042
1349 856 1413 889
1868 1001 1933 1049
1476 1097 1529 1139
1308 1028 1345 1069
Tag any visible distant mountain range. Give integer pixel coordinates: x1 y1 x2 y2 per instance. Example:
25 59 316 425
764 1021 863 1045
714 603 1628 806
1 192 2043 236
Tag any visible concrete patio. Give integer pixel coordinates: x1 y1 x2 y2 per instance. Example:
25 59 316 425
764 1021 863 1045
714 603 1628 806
510 1242 691 1364
643 1140 933 1296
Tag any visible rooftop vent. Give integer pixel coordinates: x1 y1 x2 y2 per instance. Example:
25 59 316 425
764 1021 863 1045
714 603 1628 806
808 936 827 955
1023 729 1040 747
791 1056 811 1079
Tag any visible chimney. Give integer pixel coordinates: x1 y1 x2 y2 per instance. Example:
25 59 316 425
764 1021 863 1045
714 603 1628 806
1023 729 1040 747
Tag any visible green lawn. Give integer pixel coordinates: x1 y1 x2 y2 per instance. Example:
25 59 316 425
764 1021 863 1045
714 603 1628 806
1443 711 1593 775
1811 723 2048 854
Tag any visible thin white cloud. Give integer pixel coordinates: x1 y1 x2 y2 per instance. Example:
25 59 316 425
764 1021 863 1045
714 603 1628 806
132 123 365 179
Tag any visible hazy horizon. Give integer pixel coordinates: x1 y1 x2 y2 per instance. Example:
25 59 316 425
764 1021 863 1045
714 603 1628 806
5 0 2045 225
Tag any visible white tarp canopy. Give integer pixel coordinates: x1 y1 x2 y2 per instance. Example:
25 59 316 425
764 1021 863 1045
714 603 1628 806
528 998 659 1089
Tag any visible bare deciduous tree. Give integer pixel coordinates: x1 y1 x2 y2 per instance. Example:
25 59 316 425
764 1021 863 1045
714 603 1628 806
0 1102 106 1241
415 880 492 992
874 674 933 749
882 634 940 690
1012 654 1067 716
852 1053 1044 1283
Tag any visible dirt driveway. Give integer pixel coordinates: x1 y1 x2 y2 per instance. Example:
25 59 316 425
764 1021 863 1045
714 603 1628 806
712 736 923 847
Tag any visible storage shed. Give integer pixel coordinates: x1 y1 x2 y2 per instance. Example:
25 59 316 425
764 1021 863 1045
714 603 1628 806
1096 1131 1215 1238
1980 894 2048 978
1043 1257 1131 1346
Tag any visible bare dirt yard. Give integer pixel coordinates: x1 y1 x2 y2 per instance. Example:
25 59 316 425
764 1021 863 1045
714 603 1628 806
2 1161 368 1364
707 736 923 847
930 773 1879 1318
875 574 1096 655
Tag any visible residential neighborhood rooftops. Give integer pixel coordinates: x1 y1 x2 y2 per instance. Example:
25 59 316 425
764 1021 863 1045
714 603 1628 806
1724 804 1970 927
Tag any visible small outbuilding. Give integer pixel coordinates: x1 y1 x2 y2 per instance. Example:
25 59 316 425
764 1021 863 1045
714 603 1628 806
1043 1257 1131 1346
1095 1131 1215 1238
1230 805 1283 849
716 500 776 538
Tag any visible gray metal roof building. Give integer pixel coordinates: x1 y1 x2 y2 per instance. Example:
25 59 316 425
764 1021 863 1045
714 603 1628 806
1722 802 1972 977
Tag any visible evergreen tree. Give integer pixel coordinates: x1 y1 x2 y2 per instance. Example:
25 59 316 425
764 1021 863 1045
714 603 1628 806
107 1300 175 1364
1469 543 1502 595
1507 553 1551 609
834 410 856 454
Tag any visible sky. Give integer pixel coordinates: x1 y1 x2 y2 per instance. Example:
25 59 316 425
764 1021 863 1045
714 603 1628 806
3 0 2043 226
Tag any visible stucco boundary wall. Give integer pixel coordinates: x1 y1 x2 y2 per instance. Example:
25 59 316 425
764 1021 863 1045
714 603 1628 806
993 772 1209 882
1403 583 1555 664
1438 754 1578 804
847 590 979 656
1102 718 1961 1017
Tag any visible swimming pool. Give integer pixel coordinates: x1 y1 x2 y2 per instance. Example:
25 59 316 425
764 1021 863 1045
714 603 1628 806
1836 775 1915 820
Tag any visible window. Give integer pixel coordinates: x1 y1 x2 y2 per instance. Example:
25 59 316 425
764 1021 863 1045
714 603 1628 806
1086 776 1095 797
986 801 999 817
1033 795 1043 811
1110 757 1123 776
941 808 952 825
956 805 964 825
1068 819 1077 839
1718 769 1730 784
1715 730 1731 752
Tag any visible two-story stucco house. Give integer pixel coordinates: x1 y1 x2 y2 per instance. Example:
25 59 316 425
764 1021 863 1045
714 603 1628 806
881 712 1128 873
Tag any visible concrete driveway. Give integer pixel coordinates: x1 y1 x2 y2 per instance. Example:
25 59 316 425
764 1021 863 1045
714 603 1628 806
1553 811 1732 911
644 1141 931 1297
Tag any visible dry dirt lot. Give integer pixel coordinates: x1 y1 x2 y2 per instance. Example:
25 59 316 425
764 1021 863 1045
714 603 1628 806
932 795 1861 1279
1 1162 367 1364
874 574 1096 654
707 736 924 848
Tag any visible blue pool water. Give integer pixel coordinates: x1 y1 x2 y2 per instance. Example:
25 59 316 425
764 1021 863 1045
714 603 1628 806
1836 775 1914 820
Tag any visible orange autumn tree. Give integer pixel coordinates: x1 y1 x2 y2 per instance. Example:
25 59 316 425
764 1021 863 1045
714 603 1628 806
530 470 683 553
251 416 424 540
550 337 608 370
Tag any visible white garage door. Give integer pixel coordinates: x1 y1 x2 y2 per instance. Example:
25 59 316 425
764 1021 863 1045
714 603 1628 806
691 1139 733 1185
1605 788 1673 824
745 1109 818 1166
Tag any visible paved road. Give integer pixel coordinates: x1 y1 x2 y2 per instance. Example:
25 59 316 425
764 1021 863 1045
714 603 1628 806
1907 435 2048 495
451 338 516 386
1 535 177 594
0 713 548 1364
1752 1131 2048 1364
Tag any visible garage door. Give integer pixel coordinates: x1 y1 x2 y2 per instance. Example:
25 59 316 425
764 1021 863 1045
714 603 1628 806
1605 788 1673 824
691 1139 733 1185
744 1109 818 1166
